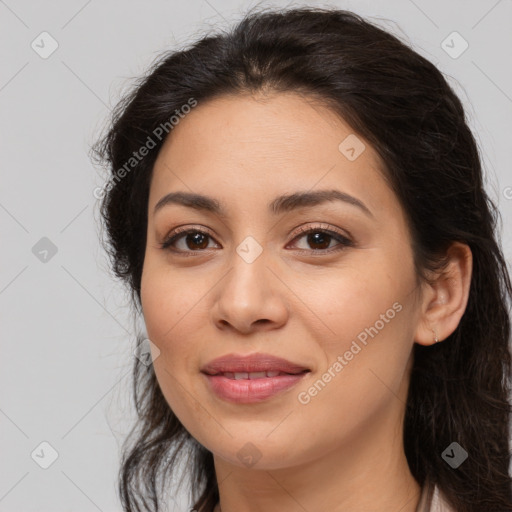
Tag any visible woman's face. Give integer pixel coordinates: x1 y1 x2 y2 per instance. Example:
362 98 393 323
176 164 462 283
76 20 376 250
141 92 424 470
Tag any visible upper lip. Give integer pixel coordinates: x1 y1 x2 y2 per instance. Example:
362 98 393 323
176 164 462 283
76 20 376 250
201 353 311 375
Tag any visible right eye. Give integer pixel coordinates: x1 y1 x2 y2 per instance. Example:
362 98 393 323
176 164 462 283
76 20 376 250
160 227 220 255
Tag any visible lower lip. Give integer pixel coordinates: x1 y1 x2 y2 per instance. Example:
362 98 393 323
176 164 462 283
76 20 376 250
202 372 308 403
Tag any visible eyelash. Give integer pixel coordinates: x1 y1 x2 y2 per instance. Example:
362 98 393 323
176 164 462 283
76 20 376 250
159 223 354 256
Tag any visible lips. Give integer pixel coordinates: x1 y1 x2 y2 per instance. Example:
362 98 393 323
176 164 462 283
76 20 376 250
200 353 310 376
200 353 311 403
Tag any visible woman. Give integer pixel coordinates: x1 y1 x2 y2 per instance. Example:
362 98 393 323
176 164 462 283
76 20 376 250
91 6 512 512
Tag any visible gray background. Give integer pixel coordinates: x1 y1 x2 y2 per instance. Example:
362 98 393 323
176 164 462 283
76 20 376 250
1 0 511 510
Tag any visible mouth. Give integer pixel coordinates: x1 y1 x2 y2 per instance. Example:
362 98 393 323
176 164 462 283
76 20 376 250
206 370 310 379
200 353 311 403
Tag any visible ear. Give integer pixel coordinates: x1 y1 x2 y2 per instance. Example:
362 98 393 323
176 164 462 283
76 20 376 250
414 242 473 346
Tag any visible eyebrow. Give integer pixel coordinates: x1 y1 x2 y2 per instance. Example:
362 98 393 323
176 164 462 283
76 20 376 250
153 189 373 218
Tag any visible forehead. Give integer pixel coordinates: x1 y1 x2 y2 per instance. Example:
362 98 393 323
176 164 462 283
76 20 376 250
154 91 373 165
149 92 394 219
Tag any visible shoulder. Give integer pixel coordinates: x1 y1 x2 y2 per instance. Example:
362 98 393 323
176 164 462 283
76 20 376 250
416 479 456 512
431 485 456 512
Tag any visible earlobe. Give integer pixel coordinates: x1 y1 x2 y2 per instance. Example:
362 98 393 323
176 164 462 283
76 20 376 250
414 242 473 346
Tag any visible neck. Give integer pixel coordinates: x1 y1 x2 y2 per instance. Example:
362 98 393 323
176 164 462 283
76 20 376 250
213 425 420 512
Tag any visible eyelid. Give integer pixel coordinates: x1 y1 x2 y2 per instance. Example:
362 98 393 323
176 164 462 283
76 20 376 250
164 224 215 240
290 222 353 243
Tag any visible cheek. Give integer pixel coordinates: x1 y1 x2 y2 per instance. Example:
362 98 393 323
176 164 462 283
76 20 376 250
140 260 219 381
292 276 414 449
308 263 407 344
302 252 416 397
141 262 197 345
141 266 213 440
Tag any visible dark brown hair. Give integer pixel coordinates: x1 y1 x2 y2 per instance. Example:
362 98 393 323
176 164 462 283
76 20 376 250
91 6 512 512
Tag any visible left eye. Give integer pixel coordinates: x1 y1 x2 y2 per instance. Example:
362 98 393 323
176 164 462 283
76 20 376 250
160 225 353 254
289 227 353 252
160 229 217 252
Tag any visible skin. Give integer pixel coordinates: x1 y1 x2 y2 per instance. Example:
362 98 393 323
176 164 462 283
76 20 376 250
140 92 472 512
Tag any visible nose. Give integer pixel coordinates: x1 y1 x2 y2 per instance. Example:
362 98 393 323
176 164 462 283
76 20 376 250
211 247 289 335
